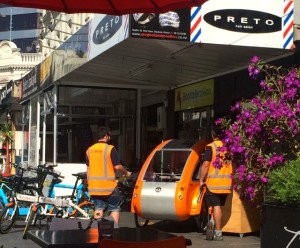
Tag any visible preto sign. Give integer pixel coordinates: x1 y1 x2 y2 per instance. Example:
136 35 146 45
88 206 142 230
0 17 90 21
92 15 122 44
204 9 281 33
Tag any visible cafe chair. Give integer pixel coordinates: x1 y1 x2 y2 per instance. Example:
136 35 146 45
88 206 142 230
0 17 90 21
98 235 187 248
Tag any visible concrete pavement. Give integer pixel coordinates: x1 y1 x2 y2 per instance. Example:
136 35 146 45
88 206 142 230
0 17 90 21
0 211 260 248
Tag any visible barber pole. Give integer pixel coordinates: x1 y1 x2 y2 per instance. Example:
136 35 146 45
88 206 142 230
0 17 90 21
283 0 294 49
190 6 202 43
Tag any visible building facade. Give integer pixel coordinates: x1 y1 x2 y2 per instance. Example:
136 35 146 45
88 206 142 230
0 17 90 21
0 4 43 53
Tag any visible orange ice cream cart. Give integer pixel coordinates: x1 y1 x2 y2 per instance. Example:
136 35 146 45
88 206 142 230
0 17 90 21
131 139 209 228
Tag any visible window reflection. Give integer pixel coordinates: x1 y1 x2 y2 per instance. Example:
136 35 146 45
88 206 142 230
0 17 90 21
143 149 191 182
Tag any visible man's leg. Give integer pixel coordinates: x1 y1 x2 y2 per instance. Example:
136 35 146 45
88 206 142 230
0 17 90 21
110 211 120 225
93 197 105 219
213 206 222 230
212 205 224 241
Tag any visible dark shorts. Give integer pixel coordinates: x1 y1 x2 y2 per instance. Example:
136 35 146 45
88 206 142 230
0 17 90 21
92 188 121 212
204 189 228 207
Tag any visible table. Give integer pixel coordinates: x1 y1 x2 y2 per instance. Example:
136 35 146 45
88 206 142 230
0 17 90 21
27 227 191 248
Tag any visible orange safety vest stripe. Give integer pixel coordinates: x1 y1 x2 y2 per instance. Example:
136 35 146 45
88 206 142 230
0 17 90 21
206 140 232 194
86 143 117 196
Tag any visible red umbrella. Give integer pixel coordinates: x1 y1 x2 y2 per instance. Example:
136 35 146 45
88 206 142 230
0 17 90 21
0 0 207 15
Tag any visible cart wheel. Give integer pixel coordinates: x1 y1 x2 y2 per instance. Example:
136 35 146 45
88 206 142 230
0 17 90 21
134 213 149 227
195 212 209 233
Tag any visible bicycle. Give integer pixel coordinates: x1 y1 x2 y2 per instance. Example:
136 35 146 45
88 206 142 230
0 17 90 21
0 176 12 212
0 163 60 234
117 172 137 211
53 172 92 206
22 171 94 238
0 162 44 213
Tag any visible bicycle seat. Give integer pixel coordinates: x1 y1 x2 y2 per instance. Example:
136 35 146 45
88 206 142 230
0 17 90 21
72 172 87 179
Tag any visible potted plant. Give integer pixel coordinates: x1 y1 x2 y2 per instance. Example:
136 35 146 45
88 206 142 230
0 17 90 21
0 122 13 176
260 158 300 248
216 56 300 247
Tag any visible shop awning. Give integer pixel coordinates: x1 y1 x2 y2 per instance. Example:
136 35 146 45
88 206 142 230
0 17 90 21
0 0 208 15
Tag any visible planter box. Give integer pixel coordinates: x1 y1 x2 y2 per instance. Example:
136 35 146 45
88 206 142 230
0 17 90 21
261 204 300 248
222 190 260 236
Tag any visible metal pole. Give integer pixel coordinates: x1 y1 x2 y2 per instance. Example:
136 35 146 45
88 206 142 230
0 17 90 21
9 9 12 42
53 86 57 165
42 96 46 164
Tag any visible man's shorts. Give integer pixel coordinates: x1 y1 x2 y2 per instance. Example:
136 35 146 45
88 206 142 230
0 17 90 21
204 189 228 207
92 188 121 212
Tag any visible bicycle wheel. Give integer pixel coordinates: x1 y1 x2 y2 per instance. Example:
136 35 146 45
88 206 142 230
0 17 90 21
0 203 19 234
195 211 209 233
134 213 149 227
0 202 4 213
73 201 95 218
23 204 42 239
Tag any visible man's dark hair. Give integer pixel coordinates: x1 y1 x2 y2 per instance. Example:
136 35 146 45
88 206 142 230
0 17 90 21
211 124 223 139
98 127 110 139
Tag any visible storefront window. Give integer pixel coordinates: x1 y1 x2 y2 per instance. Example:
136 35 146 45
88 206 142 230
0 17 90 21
57 86 136 163
22 86 136 165
178 107 213 140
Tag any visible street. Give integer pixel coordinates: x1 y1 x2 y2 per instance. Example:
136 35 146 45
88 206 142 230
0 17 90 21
0 211 260 248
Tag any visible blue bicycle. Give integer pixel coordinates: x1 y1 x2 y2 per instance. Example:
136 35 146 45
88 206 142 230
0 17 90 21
0 164 61 234
0 164 42 217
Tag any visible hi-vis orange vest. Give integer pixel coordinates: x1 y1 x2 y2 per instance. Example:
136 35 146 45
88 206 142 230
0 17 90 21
86 143 117 196
205 140 232 194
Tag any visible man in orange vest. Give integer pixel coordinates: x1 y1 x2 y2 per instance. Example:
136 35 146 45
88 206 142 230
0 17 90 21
86 127 131 224
199 125 232 241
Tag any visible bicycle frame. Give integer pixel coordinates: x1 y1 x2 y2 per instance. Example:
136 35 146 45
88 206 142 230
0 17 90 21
17 193 90 218
53 182 91 204
0 180 36 216
0 186 10 207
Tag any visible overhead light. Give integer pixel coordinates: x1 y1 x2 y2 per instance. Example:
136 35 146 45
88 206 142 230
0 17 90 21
129 64 153 77
48 23 56 32
67 19 83 29
26 40 42 52
50 18 83 30
39 37 61 43
40 31 47 39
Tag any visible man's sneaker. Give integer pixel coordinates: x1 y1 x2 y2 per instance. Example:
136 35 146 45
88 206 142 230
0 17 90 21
205 221 214 240
213 233 224 241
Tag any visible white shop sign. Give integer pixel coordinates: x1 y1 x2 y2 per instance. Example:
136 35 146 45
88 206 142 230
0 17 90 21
191 0 294 49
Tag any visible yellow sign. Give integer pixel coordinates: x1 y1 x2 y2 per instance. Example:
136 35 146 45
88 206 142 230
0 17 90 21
40 54 53 85
174 79 214 111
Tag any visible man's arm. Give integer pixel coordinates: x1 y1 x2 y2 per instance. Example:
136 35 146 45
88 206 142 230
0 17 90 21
199 161 209 186
111 147 132 177
114 164 132 177
199 146 212 186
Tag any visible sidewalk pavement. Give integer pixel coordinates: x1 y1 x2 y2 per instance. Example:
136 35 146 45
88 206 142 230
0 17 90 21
0 211 260 248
